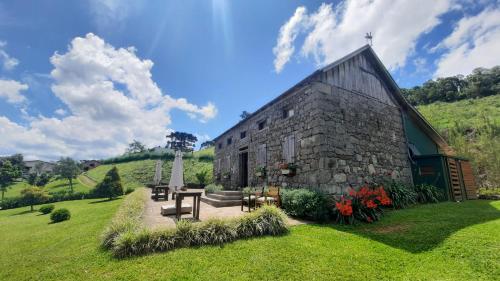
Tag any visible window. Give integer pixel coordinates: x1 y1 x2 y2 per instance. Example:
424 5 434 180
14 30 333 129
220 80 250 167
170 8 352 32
240 131 246 139
258 119 266 130
227 137 232 145
282 108 294 119
218 143 222 149
282 135 295 163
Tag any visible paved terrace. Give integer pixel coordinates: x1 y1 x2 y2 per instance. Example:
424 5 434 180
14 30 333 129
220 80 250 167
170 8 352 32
142 189 308 229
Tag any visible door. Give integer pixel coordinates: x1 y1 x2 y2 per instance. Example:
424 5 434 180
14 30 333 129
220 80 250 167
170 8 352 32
239 152 248 188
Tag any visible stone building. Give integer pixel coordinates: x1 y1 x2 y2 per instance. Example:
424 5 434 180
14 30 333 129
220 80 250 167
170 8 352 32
212 45 452 194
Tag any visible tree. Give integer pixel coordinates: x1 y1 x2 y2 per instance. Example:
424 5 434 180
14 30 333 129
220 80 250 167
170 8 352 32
0 160 21 200
93 167 123 200
27 173 38 186
37 173 51 187
200 140 215 150
21 187 49 212
127 140 146 154
166 132 198 152
240 111 252 120
54 157 80 193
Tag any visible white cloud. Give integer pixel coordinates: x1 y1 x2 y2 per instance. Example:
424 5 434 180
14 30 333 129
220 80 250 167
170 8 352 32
0 79 28 103
273 1 452 72
88 0 140 30
0 33 216 160
54 108 67 116
273 6 308 73
434 6 500 77
0 41 19 70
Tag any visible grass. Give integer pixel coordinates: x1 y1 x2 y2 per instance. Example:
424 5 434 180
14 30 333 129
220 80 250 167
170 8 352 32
2 177 92 199
0 199 498 280
418 95 500 187
87 150 214 190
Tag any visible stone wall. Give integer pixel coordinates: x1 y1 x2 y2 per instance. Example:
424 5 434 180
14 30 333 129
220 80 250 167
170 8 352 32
214 81 413 194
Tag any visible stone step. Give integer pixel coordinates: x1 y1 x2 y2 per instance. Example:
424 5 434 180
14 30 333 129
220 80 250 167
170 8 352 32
207 193 242 201
200 196 241 207
214 190 243 196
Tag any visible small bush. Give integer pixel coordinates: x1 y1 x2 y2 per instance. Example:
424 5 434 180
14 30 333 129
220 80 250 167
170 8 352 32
124 187 134 195
39 204 55 214
92 166 123 200
50 208 71 223
204 184 223 193
280 188 329 221
195 170 208 186
413 184 441 203
384 182 417 209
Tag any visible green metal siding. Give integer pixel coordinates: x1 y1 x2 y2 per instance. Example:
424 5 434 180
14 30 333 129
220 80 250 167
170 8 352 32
403 112 439 155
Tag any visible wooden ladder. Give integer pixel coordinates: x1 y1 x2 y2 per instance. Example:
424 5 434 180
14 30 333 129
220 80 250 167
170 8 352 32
447 158 464 201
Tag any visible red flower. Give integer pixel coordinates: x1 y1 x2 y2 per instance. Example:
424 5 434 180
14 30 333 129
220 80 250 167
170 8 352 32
367 217 373 223
365 200 377 209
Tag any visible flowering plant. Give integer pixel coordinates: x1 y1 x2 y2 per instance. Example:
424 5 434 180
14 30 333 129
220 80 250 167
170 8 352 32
348 184 392 223
334 196 354 224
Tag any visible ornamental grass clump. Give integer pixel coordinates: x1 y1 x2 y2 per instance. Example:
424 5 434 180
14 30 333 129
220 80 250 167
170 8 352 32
413 184 441 203
384 182 417 209
109 205 288 258
101 188 147 249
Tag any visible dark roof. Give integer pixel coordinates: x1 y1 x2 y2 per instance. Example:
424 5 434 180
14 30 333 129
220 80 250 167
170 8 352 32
213 45 452 155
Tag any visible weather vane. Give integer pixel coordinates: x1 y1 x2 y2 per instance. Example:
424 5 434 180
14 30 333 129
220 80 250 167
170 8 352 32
365 32 373 46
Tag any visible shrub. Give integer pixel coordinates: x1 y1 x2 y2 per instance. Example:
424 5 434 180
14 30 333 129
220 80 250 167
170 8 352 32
124 187 134 195
0 191 98 210
204 184 223 193
478 187 500 199
39 204 55 214
50 208 71 223
384 182 417 209
109 205 288 258
413 184 441 203
195 170 208 186
101 188 147 249
280 188 329 221
333 185 392 224
92 166 123 200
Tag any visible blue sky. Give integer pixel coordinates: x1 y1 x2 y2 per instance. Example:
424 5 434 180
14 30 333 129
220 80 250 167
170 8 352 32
0 0 499 160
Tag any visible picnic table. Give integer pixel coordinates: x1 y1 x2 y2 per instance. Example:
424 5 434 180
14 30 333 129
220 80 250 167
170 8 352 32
152 185 169 201
175 191 202 220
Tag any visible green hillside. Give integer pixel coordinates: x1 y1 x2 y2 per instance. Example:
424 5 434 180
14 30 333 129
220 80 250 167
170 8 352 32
417 95 500 187
87 148 214 189
3 176 93 199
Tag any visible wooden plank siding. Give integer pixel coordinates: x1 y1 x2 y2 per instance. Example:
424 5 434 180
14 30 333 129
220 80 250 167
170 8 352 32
323 53 396 106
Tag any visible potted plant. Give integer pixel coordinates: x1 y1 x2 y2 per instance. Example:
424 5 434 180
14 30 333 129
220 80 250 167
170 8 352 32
279 163 297 176
255 166 266 178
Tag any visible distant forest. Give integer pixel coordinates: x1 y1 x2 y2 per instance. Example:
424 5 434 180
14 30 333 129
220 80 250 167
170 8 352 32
401 66 500 106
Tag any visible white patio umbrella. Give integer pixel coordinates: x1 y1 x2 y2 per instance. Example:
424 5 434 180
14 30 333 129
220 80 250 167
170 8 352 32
153 160 162 186
168 150 184 190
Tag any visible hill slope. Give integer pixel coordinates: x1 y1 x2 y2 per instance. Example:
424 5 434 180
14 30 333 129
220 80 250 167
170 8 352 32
87 148 214 189
417 95 500 187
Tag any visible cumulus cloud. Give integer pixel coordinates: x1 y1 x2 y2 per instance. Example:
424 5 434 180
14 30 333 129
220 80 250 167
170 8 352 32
0 41 19 70
273 1 452 72
273 7 308 73
0 33 216 160
434 6 500 77
0 79 28 103
54 108 67 116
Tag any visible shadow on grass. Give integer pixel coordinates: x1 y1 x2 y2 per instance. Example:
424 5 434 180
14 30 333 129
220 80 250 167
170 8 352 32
89 197 123 204
327 200 500 253
10 209 34 216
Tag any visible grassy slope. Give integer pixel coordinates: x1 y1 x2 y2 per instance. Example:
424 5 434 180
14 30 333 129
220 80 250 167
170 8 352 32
418 95 500 187
0 199 498 280
87 148 214 189
2 177 92 199
418 95 500 130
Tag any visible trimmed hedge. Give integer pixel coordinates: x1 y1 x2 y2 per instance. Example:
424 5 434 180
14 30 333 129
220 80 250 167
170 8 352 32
103 201 288 258
39 204 55 214
50 208 71 223
0 191 100 210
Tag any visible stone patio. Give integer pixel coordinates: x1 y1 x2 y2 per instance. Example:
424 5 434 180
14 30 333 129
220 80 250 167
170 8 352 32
142 189 308 229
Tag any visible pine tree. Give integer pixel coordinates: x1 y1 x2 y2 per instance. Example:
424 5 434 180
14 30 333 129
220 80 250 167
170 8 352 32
93 167 123 200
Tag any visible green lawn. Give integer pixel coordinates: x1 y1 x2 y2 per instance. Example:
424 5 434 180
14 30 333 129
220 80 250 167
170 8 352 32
0 199 498 280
